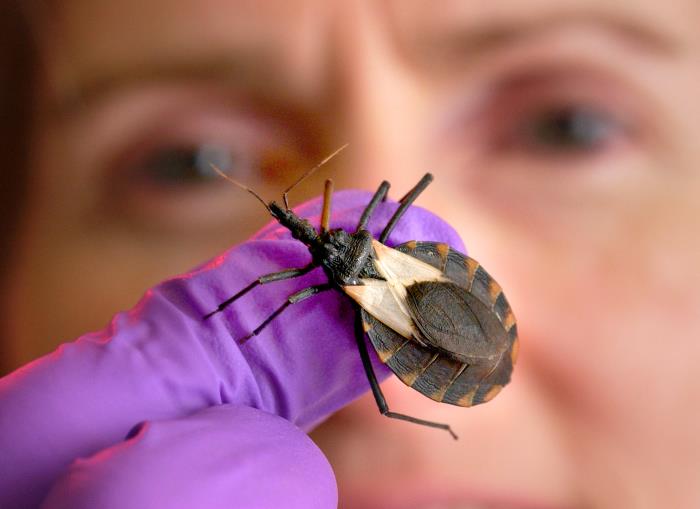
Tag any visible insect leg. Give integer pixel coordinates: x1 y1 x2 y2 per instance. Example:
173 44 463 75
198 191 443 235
320 179 334 234
353 310 458 440
203 264 316 320
238 283 333 344
355 181 390 232
378 173 434 243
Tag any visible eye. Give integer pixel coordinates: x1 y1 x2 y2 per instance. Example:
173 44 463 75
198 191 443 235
104 126 281 232
128 143 253 188
105 129 308 233
87 89 314 234
513 104 624 155
463 70 643 163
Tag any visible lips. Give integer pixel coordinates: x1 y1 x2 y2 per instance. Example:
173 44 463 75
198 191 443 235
347 499 557 509
343 486 565 509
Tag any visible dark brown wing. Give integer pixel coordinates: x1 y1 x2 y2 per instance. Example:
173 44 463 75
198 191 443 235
404 280 508 363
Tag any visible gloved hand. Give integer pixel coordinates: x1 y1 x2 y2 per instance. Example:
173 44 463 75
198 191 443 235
0 190 464 509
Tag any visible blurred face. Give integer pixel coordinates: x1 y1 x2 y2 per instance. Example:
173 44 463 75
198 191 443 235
7 0 700 507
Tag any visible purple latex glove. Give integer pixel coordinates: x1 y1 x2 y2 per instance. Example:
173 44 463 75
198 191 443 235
0 190 464 509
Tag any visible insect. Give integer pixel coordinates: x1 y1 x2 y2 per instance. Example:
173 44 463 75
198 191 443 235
204 149 518 439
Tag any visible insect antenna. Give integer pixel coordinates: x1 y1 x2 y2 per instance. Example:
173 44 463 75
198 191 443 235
281 143 349 210
209 163 272 214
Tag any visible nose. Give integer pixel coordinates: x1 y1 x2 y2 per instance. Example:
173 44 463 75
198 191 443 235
328 2 429 194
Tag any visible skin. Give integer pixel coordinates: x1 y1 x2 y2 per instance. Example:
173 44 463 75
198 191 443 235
5 0 700 507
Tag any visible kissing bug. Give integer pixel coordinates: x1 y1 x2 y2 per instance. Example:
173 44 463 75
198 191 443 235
204 149 518 439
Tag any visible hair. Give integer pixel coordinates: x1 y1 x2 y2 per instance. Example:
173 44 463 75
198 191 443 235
0 1 37 371
0 2 35 275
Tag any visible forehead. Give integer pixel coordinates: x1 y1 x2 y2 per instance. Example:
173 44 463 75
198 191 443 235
42 0 697 105
49 0 697 44
44 0 323 97
50 0 317 57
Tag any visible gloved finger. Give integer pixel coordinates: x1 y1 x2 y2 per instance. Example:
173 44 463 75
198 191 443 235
40 405 336 509
186 190 466 429
0 190 464 509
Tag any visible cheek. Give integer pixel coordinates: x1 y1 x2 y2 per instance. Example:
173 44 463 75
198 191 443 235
427 168 700 493
519 202 700 422
8 184 300 368
495 194 700 494
428 171 700 421
6 223 240 367
521 235 700 505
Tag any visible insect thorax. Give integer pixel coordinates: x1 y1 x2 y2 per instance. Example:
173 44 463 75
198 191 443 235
316 229 379 286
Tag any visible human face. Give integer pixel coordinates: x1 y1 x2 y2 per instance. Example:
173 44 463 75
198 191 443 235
8 1 700 507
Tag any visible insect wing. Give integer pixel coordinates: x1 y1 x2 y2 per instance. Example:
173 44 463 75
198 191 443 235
370 239 448 283
343 240 450 346
370 240 508 362
343 280 417 340
358 241 518 407
403 280 509 362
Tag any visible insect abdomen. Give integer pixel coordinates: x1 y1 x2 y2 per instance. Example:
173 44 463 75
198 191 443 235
361 241 518 407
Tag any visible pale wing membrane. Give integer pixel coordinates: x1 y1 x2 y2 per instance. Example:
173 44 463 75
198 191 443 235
370 239 448 338
371 239 448 283
343 280 417 340
345 241 459 350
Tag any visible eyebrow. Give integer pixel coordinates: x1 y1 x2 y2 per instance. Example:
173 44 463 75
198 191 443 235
53 51 291 116
55 10 679 115
407 10 681 62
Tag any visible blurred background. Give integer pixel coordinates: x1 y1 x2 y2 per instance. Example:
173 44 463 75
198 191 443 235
1 1 699 508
